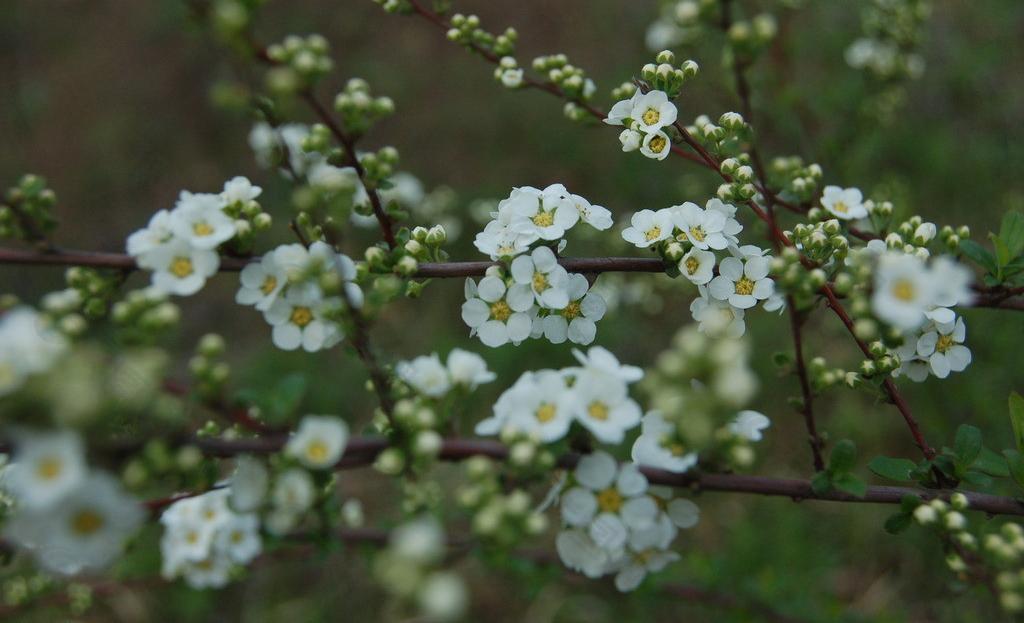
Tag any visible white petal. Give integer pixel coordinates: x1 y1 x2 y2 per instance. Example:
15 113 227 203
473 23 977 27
575 451 617 490
560 487 598 527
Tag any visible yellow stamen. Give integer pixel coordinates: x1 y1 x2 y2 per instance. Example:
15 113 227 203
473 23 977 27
641 108 660 126
684 257 700 275
735 277 755 296
170 257 194 278
489 300 512 321
644 226 662 241
563 300 582 320
891 279 915 302
832 201 848 214
260 275 278 295
290 306 314 327
70 509 104 536
306 440 329 463
535 404 556 423
532 211 555 227
596 487 623 513
648 136 667 153
532 272 548 291
193 222 214 236
936 334 955 353
36 457 63 481
688 226 706 243
587 401 609 421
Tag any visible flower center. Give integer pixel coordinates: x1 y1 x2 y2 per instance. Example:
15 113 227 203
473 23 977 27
735 277 755 296
891 279 915 302
563 300 582 319
587 401 609 421
231 530 245 544
532 211 555 227
36 456 63 481
170 257 194 278
193 221 214 236
648 136 667 153
290 306 314 327
260 275 278 295
70 509 104 536
496 244 516 256
185 530 200 544
669 442 687 457
684 256 700 275
688 226 706 243
644 226 662 241
489 300 512 322
306 440 329 463
936 334 955 353
642 108 660 126
532 271 549 291
596 487 623 513
535 403 557 423
832 200 848 214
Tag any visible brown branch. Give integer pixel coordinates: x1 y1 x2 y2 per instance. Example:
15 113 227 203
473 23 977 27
787 301 825 471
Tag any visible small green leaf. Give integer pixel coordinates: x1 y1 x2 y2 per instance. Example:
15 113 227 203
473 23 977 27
953 424 982 469
829 439 858 474
974 447 1010 477
999 210 1024 260
959 239 998 275
832 472 868 498
993 234 1011 270
961 470 993 488
810 472 832 496
900 494 922 513
884 512 913 535
1004 449 1024 490
1010 392 1024 451
868 456 917 481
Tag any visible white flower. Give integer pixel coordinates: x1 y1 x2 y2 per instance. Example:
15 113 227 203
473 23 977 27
556 529 613 578
821 185 867 220
541 274 607 345
893 341 931 383
929 255 973 312
445 349 495 390
0 307 67 396
215 513 262 564
570 346 644 384
180 555 233 589
398 353 452 398
461 275 534 347
630 90 678 133
728 410 771 441
170 192 235 249
672 201 732 250
236 252 287 311
604 90 640 126
631 412 698 473
478 370 576 442
872 252 936 331
146 238 220 296
126 209 175 259
4 430 86 509
391 515 446 565
619 129 642 152
612 547 681 592
622 209 673 248
678 248 716 285
640 130 671 160
507 184 580 241
221 176 262 206
708 255 774 309
916 317 971 379
285 415 349 469
704 198 744 241
229 456 268 513
307 241 364 308
690 291 746 337
499 67 523 88
473 223 532 260
560 452 657 551
569 193 613 230
418 572 468 622
272 468 315 513
6 471 143 575
571 373 642 444
510 246 572 309
263 287 342 352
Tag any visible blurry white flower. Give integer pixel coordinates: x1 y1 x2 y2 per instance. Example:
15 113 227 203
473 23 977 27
236 252 287 311
872 252 937 331
821 185 867 220
398 353 452 397
476 370 576 442
640 130 671 160
679 248 716 285
272 468 315 514
690 292 746 338
4 430 86 509
229 456 268 513
170 193 235 249
631 412 698 473
560 452 657 551
263 287 342 352
622 209 673 248
728 410 771 441
285 415 349 469
445 348 495 390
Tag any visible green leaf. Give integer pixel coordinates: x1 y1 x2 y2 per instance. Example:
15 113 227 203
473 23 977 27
961 470 993 488
884 512 913 535
953 424 982 469
832 472 868 498
1011 392 1024 451
993 234 1011 270
828 439 858 474
810 472 832 496
1004 449 1024 490
959 239 998 275
999 210 1024 260
974 446 1010 477
868 456 917 481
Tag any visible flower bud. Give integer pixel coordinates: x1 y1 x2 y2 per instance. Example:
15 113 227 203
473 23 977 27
913 504 937 525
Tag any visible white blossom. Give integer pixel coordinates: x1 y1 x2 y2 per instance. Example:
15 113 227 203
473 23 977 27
640 130 671 160
630 90 678 133
728 410 771 441
461 274 534 347
672 201 734 250
398 353 452 397
708 255 775 309
510 246 572 309
678 248 716 285
263 287 342 352
540 274 606 345
170 192 235 249
477 370 577 442
820 185 867 220
285 415 349 469
631 411 698 473
3 430 86 509
236 252 287 311
445 348 496 390
915 316 972 379
622 209 673 248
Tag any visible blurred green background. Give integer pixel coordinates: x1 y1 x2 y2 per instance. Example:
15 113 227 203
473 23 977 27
1 0 1023 621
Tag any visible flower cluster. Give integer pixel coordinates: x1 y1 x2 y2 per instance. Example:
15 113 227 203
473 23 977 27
606 88 679 161
475 346 643 444
396 348 496 398
0 306 67 397
235 241 362 352
555 451 699 591
160 489 262 589
465 184 611 346
2 431 143 575
622 198 778 336
127 177 267 296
